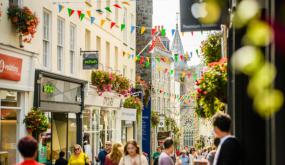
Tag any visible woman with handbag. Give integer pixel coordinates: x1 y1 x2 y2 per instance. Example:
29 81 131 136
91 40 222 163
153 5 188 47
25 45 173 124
68 144 91 165
118 140 148 165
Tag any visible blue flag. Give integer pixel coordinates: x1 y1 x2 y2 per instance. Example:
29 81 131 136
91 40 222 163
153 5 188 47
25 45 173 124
58 4 63 13
171 29 175 36
91 17 95 24
131 26 135 33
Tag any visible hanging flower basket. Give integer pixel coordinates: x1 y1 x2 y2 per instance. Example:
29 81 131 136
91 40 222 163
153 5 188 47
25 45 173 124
201 32 222 65
123 96 143 121
91 70 131 96
23 108 49 136
151 111 159 128
7 5 39 43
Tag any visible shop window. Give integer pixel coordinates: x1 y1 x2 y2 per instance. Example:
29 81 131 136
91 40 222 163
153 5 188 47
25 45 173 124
0 90 19 165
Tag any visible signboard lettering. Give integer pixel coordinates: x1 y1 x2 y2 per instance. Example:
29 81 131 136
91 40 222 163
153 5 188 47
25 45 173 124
83 52 99 69
43 84 55 94
0 54 22 81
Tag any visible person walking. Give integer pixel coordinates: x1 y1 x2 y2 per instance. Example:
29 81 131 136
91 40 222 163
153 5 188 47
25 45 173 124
206 138 220 165
152 146 161 165
158 138 175 165
105 143 124 165
189 147 197 165
118 140 148 165
212 113 241 165
68 144 91 165
55 151 68 165
17 136 43 165
179 150 189 165
97 141 112 165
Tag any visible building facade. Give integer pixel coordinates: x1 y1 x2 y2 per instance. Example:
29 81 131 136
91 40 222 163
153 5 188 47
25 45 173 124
0 0 136 164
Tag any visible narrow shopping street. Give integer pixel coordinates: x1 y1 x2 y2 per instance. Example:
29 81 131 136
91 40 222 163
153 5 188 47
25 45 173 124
0 0 285 165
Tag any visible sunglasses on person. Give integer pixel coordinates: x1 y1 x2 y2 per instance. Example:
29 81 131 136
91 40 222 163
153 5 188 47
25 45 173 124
74 148 80 151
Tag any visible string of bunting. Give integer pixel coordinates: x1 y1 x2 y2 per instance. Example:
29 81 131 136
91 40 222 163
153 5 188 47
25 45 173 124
151 87 196 103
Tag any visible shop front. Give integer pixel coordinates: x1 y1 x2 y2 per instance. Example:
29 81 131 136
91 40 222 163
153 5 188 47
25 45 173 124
33 70 86 165
0 44 37 164
84 85 122 163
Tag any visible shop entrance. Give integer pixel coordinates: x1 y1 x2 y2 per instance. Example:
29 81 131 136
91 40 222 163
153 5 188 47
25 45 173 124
39 112 77 165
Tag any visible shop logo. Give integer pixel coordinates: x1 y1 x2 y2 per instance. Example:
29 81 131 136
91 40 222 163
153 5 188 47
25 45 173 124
43 84 55 94
191 2 208 19
0 59 4 73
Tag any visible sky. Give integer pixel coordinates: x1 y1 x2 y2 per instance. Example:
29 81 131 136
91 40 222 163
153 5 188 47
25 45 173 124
153 0 210 66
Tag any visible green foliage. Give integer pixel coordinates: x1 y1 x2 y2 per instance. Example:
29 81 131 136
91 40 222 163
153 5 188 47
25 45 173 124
195 60 227 118
23 108 49 135
151 111 159 128
123 96 143 121
201 32 222 65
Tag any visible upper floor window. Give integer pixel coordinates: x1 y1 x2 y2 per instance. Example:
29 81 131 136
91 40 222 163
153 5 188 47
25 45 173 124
57 17 65 71
70 23 76 74
43 10 51 68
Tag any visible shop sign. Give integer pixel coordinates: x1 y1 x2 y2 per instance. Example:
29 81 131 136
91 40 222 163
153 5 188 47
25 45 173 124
180 0 229 31
82 52 99 70
121 108 137 121
158 116 165 128
0 54 22 81
157 131 171 140
103 97 114 107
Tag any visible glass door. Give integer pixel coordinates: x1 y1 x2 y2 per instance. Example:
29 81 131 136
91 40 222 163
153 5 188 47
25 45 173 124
0 90 19 165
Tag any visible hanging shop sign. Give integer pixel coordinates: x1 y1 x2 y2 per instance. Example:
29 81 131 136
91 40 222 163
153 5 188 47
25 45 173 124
0 54 22 81
82 50 99 70
158 116 165 128
121 108 137 121
180 0 229 31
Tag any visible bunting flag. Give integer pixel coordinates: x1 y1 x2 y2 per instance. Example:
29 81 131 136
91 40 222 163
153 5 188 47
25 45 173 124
191 31 194 36
136 55 141 61
174 54 178 62
111 22 116 29
196 49 199 56
155 57 160 62
68 8 75 17
171 29 175 36
141 26 146 34
185 52 189 61
151 28 156 36
58 4 64 13
86 10 91 17
139 56 145 65
187 73 191 78
77 10 82 18
113 4 121 8
105 6 112 13
96 9 103 14
122 1 130 5
100 19 106 27
80 13 85 21
170 69 174 75
161 28 166 37
190 52 193 58
180 55 184 61
145 57 150 68
164 68 168 73
90 17 95 24
131 26 135 33
148 39 155 52
121 24 126 31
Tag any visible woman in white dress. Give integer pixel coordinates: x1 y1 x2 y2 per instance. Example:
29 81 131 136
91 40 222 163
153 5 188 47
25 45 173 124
119 140 148 165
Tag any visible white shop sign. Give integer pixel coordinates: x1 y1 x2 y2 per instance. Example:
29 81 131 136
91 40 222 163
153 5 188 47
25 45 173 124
85 95 121 108
120 108 137 121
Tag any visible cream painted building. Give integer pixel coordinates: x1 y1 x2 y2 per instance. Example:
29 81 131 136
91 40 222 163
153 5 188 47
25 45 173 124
0 0 136 163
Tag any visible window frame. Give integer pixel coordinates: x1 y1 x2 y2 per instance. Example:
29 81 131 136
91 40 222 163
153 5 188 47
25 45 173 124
57 17 65 72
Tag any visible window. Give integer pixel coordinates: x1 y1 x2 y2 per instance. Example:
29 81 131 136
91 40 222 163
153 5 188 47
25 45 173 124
115 0 119 23
57 17 65 71
123 7 127 43
123 65 127 77
106 42 110 68
43 10 51 68
70 24 76 74
115 47 118 70
130 14 135 47
85 29 91 50
96 36 101 68
106 0 111 19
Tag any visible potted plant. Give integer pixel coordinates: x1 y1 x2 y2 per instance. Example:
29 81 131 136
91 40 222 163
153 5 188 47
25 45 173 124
200 32 222 65
151 111 160 128
23 107 49 139
123 96 143 122
7 5 39 43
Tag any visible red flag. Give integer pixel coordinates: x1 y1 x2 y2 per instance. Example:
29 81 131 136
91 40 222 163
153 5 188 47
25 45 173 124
139 56 145 64
191 31 194 36
161 57 166 62
180 55 184 61
113 4 121 8
77 10 82 18
148 38 155 52
164 68 168 73
151 28 156 36
110 22 116 29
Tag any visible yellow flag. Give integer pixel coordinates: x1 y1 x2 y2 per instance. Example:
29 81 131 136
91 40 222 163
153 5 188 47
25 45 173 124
86 10 91 17
141 26 146 34
122 1 130 5
182 72 186 78
100 19 106 27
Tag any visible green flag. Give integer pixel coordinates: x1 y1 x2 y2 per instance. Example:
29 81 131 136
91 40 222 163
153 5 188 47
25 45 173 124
161 28 166 37
80 13 85 21
174 54 178 62
121 24 126 31
105 6 112 13
68 8 74 17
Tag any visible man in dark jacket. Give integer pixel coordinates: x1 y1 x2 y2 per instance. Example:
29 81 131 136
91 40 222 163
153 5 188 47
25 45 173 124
55 151 67 165
212 113 241 165
96 141 112 165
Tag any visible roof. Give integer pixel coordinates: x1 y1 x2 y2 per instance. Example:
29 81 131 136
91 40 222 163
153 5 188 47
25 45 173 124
152 36 172 54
